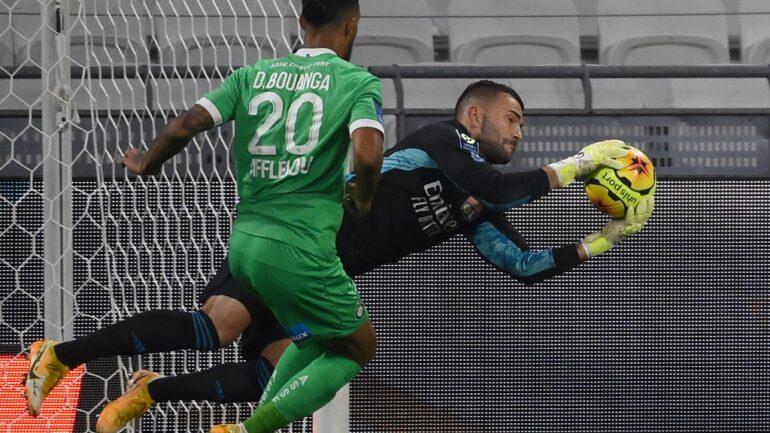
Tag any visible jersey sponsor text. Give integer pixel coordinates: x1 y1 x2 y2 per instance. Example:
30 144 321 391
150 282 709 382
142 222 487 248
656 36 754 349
411 180 458 237
250 156 314 179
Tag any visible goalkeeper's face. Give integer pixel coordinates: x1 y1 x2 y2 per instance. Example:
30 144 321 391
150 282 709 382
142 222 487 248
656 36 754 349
477 93 524 165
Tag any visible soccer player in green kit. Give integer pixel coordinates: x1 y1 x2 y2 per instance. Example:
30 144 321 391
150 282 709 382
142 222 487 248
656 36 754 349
205 1 384 432
116 1 381 432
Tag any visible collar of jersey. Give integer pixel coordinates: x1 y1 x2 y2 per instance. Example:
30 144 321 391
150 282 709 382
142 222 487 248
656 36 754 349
294 48 337 57
448 119 470 135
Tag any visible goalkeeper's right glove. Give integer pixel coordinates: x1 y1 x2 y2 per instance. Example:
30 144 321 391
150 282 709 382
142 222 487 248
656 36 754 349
547 139 630 187
581 197 655 258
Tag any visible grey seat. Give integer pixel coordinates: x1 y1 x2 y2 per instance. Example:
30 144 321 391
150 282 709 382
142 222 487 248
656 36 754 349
151 0 297 68
739 0 770 64
380 63 584 111
597 0 729 65
448 0 581 65
352 0 434 67
15 0 150 67
593 0 770 109
1 1 148 111
0 11 13 67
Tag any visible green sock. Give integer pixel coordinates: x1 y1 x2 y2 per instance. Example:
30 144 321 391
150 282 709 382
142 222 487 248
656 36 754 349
245 351 362 432
241 401 288 433
259 342 324 405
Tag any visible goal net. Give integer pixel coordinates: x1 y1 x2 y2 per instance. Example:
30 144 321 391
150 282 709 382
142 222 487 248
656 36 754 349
0 1 317 432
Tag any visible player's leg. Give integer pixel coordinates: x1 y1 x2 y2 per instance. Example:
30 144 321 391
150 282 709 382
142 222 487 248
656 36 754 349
220 234 376 433
95 279 290 433
245 320 375 433
25 261 246 416
145 307 291 405
25 308 223 416
95 342 291 433
201 295 252 345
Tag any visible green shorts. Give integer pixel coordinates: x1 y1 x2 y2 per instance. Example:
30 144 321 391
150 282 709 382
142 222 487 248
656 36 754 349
228 228 368 346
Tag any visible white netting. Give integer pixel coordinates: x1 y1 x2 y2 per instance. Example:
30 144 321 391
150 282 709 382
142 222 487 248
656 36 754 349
0 1 309 432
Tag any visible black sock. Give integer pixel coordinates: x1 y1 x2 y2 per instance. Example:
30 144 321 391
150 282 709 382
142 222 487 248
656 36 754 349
54 310 220 368
147 359 272 403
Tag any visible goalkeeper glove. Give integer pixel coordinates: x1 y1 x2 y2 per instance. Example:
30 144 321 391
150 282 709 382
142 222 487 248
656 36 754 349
581 197 655 258
547 139 630 187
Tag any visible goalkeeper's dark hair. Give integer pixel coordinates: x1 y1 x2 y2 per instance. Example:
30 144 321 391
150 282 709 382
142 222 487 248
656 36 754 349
454 80 525 117
302 0 360 27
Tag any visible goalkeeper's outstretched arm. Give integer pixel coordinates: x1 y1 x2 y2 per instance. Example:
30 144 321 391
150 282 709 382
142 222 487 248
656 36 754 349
466 199 653 285
121 104 215 175
466 211 583 285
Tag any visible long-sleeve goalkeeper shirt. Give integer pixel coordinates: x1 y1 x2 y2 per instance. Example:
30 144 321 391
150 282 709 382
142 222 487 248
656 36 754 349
338 119 582 285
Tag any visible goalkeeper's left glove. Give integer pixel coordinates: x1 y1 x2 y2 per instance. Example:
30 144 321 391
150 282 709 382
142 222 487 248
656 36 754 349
581 197 655 258
547 139 629 187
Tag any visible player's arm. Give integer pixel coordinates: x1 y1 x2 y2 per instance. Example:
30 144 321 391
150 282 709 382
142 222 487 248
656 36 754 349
123 68 242 176
468 198 654 284
345 74 385 217
122 105 215 175
419 128 551 210
346 127 383 217
579 197 654 258
425 133 630 210
466 211 583 285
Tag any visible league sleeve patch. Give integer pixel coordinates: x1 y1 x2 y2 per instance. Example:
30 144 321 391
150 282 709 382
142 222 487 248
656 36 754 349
456 130 485 162
374 99 384 124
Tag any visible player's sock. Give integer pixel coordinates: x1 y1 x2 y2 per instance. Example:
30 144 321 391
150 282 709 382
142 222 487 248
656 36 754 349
244 349 361 433
53 310 220 368
240 402 288 433
258 342 322 404
147 358 273 403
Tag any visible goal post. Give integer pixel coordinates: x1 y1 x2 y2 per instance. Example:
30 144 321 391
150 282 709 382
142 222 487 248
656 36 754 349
313 385 350 433
41 0 74 344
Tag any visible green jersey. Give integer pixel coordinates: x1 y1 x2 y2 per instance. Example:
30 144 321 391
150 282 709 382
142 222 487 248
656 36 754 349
198 48 384 258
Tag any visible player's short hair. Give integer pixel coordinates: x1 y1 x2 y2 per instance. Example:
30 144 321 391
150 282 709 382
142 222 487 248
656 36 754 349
454 80 525 117
302 0 360 27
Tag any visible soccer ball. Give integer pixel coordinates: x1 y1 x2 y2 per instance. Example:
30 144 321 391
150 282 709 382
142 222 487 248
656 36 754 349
584 145 656 218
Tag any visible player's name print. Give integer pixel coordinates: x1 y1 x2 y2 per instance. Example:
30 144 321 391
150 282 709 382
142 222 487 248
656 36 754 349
252 70 331 92
250 156 314 179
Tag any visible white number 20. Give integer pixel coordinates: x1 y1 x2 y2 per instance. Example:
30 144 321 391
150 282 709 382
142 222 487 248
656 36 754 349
247 91 324 156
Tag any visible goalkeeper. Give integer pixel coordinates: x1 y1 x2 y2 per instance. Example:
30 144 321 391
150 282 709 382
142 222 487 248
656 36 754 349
25 80 653 432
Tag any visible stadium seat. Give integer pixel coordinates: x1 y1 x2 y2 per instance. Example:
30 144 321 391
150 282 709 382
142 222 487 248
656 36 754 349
591 75 770 109
423 0 450 37
15 0 150 67
739 0 770 64
0 78 148 112
379 63 584 111
597 0 730 65
2 2 37 67
593 0 770 109
151 1 297 68
0 11 13 67
151 79 223 112
0 41 12 69
352 0 434 67
447 0 581 65
0 2 148 112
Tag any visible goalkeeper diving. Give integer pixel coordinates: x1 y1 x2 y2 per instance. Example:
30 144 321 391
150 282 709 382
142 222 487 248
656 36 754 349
25 80 652 432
